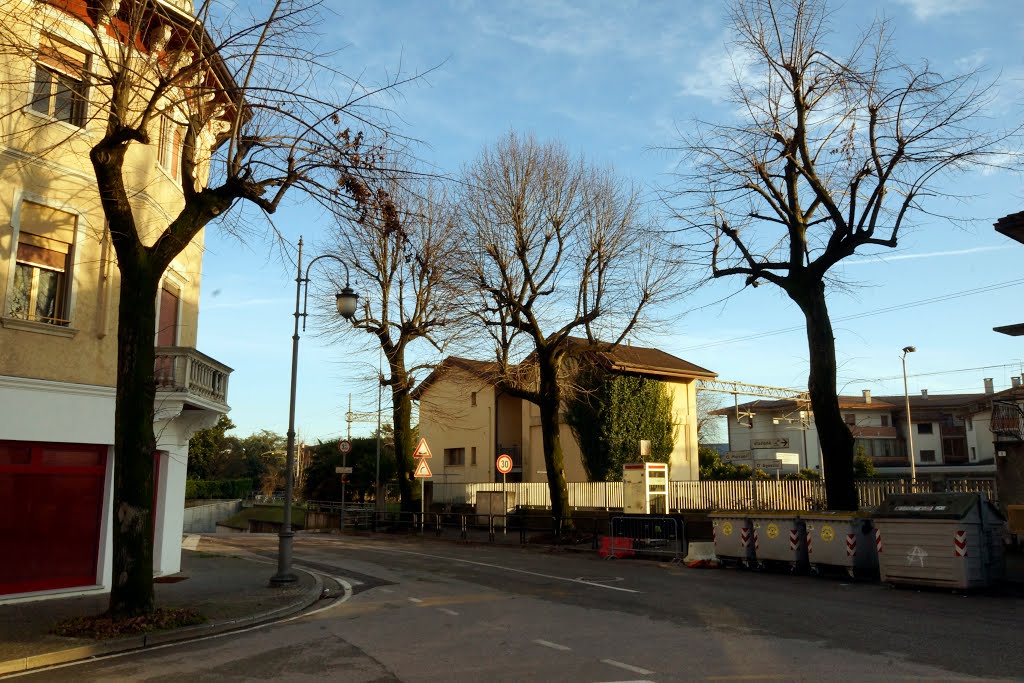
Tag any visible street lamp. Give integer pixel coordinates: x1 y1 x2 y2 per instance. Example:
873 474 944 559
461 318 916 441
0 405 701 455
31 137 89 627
901 345 917 485
271 237 358 586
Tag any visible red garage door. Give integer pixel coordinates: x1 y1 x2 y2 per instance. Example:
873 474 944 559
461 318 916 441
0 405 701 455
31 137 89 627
0 440 107 595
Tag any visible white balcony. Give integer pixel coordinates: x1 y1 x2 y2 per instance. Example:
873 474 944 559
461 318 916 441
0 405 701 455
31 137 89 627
154 346 232 412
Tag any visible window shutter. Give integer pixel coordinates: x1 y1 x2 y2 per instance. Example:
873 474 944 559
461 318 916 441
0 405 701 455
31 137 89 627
20 201 77 244
38 35 86 77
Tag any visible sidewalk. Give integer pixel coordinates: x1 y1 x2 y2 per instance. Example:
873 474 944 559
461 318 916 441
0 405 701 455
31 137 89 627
0 547 323 676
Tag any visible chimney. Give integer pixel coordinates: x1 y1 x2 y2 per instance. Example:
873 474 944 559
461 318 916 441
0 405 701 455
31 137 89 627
984 378 994 394
1013 376 1022 389
921 389 928 398
862 389 872 404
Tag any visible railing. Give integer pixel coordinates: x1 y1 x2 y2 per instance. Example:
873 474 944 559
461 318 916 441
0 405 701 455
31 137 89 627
431 477 997 512
991 402 1024 441
155 346 232 406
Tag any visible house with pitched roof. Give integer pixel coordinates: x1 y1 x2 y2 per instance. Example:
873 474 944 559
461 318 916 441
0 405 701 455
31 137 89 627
413 343 716 483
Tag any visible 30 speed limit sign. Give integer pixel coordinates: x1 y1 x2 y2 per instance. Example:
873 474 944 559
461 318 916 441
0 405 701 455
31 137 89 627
496 454 514 474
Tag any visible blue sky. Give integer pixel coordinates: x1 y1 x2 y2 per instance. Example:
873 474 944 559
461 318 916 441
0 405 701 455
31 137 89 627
197 0 1024 444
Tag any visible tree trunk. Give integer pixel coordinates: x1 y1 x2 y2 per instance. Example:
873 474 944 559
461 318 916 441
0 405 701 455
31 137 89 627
388 354 415 513
108 257 160 617
793 280 858 511
537 360 572 530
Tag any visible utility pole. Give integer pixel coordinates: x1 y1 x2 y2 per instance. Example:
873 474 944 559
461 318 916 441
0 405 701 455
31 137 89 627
376 349 382 510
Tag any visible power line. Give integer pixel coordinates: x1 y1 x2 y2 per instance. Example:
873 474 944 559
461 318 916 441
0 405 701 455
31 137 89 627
679 278 1024 352
847 361 1024 385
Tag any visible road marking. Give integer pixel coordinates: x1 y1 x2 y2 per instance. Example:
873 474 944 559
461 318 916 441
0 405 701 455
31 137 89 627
343 543 640 593
408 597 423 603
601 659 654 675
379 588 394 593
706 676 785 681
438 608 459 616
534 639 571 651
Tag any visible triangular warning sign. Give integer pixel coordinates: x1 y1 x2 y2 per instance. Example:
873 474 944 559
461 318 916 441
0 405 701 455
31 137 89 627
414 458 432 478
413 437 432 459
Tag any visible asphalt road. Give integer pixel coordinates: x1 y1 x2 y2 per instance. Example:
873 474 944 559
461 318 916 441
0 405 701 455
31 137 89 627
20 534 1024 682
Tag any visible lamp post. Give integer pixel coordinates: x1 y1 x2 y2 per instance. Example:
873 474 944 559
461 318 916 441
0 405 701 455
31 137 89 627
270 237 358 586
901 345 917 486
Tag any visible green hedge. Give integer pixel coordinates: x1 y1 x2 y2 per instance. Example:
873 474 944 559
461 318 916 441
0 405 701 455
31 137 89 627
185 478 252 500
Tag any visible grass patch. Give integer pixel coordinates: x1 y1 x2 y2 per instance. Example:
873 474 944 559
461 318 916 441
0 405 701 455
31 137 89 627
51 608 207 640
219 505 306 530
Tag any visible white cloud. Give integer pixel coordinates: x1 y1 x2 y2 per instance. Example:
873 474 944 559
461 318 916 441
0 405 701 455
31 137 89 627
894 0 982 21
847 245 1003 265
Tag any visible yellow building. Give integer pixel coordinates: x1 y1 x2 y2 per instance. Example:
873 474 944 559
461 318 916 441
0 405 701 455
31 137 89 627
415 346 716 484
0 0 230 600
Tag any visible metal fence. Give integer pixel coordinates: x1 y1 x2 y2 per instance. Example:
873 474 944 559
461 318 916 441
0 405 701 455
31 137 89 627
431 477 996 512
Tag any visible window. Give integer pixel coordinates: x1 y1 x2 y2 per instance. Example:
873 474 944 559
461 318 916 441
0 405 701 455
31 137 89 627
844 413 855 426
920 449 936 463
471 391 477 407
917 423 933 435
880 415 889 427
157 116 183 180
444 448 465 466
471 446 477 466
30 35 88 127
157 284 180 346
7 201 76 326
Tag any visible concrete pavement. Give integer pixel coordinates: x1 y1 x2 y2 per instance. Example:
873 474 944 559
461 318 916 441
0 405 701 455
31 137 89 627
0 543 324 677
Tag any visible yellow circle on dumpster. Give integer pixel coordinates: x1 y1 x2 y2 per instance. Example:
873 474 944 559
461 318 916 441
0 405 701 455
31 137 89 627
766 523 780 539
722 522 734 536
820 525 835 542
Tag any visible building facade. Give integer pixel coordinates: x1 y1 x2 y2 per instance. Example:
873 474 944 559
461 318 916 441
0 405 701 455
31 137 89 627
713 383 1009 479
0 0 230 601
415 346 716 484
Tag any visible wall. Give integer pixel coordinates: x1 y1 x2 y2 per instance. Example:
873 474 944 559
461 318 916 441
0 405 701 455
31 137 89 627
182 500 244 533
418 368 495 484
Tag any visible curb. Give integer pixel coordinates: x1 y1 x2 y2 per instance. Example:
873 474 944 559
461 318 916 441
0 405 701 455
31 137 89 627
0 570 323 677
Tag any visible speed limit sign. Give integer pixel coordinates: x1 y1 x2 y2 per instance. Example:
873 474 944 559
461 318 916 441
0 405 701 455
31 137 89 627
496 453 514 474
338 440 351 454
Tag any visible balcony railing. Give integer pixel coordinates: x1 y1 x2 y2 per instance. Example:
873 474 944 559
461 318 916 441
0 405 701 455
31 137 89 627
991 402 1024 442
154 346 232 407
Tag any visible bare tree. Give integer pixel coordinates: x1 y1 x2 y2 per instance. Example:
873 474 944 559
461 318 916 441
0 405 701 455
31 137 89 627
0 0 412 615
696 390 723 445
325 176 462 512
670 0 1018 510
458 131 673 528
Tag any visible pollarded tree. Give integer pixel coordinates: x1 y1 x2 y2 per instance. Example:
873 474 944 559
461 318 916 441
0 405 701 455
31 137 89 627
458 132 674 528
0 0 412 615
326 176 463 512
671 0 1018 509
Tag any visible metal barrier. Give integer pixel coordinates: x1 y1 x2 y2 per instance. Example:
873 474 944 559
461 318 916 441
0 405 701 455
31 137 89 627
608 516 685 562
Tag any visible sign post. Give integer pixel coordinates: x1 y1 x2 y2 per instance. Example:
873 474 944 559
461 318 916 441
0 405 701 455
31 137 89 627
413 439 432 534
496 454 514 534
337 440 351 530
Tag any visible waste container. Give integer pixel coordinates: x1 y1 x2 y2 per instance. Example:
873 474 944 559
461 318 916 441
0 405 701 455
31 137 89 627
873 493 1006 589
709 512 755 568
748 512 807 571
801 512 878 578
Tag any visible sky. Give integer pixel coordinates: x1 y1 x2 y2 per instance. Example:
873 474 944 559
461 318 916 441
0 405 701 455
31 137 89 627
196 0 1024 445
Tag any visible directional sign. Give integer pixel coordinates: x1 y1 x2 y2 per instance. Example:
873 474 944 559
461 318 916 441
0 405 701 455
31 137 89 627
413 437 432 459
722 450 753 462
751 438 789 449
496 454 514 474
755 460 784 472
338 440 351 454
335 466 353 474
414 458 432 478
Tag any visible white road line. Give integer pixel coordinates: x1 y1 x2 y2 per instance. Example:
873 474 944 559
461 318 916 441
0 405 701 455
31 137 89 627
408 597 423 603
378 588 394 593
601 659 655 675
438 608 459 616
534 639 571 651
342 544 640 594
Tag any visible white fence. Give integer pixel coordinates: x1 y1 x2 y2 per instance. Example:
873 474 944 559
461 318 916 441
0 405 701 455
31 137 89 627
431 478 996 513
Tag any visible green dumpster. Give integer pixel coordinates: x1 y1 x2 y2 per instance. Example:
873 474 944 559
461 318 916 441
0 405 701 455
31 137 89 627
873 493 1006 589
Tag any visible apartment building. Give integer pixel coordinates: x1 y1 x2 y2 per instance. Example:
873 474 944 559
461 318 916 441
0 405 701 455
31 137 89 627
0 0 230 600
